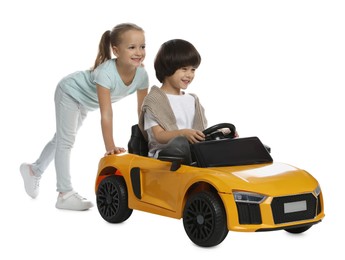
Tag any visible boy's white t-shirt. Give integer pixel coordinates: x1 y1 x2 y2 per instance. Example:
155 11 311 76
144 93 196 157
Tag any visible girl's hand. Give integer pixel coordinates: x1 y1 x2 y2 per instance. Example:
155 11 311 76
104 147 126 156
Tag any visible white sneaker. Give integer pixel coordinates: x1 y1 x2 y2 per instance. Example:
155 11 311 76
55 191 93 211
20 163 41 199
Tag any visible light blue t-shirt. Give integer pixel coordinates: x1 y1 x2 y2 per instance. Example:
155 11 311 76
58 59 149 111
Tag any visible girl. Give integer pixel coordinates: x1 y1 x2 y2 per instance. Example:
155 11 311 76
20 23 148 211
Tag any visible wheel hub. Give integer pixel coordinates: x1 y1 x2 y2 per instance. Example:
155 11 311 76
197 214 204 225
106 195 112 204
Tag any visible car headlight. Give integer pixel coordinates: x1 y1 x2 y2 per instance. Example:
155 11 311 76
313 185 321 197
233 191 266 204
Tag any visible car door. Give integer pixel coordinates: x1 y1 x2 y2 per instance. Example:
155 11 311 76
130 156 182 212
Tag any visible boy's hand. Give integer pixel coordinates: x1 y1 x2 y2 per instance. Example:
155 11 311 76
219 128 239 138
181 129 205 144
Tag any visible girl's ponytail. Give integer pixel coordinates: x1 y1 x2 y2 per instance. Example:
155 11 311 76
93 30 112 70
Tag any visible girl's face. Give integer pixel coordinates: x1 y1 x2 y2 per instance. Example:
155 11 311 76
112 30 146 68
163 66 196 94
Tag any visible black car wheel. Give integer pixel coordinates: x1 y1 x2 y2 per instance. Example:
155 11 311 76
96 175 133 223
183 191 228 247
284 224 312 234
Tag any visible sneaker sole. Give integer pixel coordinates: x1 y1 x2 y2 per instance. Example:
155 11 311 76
55 202 94 211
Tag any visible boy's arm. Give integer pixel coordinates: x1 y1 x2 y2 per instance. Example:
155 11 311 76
151 125 205 144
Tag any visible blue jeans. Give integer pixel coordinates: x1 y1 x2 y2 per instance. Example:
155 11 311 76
31 86 88 192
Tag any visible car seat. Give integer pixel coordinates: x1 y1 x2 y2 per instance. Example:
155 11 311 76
127 124 192 166
127 124 149 156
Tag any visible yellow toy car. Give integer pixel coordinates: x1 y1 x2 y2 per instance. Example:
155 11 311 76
94 123 325 247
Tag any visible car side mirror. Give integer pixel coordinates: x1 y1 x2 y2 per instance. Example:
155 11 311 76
158 156 183 171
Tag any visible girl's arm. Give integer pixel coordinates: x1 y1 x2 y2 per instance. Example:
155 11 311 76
137 88 148 117
97 84 125 155
151 124 205 144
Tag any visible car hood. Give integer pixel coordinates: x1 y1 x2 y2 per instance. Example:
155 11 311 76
207 162 319 196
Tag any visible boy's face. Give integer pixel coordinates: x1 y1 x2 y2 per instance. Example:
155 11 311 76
164 66 196 94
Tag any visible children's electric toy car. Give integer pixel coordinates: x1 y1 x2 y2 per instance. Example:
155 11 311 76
94 123 325 247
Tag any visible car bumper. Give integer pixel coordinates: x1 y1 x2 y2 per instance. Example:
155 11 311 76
219 191 325 232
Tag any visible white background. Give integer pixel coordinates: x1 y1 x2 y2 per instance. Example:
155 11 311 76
1 0 344 259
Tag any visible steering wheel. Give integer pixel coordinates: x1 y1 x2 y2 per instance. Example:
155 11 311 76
203 123 236 141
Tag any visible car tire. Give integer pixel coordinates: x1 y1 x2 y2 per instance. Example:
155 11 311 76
183 191 228 247
284 224 312 234
96 175 133 223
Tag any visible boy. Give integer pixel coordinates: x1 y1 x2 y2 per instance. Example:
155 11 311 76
139 39 207 159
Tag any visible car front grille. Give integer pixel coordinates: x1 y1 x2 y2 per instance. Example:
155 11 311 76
271 193 318 224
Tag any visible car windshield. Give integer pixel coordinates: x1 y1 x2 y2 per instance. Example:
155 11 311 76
191 137 273 168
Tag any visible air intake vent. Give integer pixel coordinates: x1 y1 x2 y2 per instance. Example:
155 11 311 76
236 203 262 224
